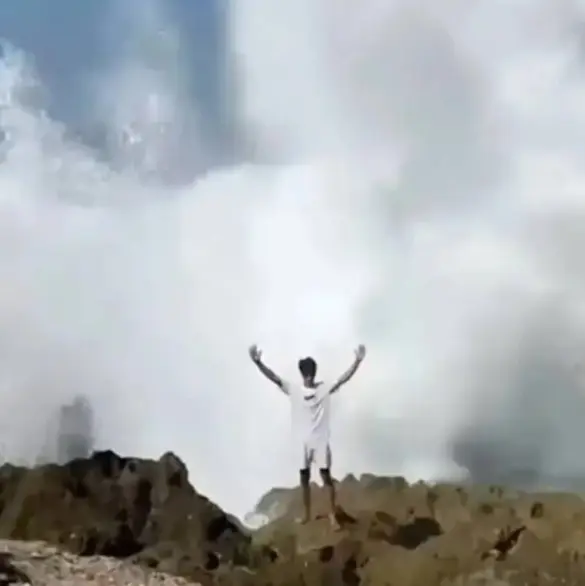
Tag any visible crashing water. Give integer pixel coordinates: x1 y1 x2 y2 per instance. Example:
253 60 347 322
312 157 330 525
2 0 585 523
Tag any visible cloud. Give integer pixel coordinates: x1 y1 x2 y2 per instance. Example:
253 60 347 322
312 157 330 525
1 0 585 519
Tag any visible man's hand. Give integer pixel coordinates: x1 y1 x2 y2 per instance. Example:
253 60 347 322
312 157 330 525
249 344 262 363
354 344 366 362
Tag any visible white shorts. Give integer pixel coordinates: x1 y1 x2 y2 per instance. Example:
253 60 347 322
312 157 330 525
298 441 332 470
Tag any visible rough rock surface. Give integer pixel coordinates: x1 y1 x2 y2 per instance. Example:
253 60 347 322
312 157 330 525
0 450 252 584
3 453 585 585
0 538 200 585
250 474 585 585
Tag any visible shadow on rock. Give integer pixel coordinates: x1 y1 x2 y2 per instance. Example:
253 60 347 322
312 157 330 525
0 553 31 585
391 516 442 549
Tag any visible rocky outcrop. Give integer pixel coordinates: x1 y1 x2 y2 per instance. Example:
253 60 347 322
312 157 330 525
2 453 585 585
0 450 252 583
249 474 585 585
0 538 200 585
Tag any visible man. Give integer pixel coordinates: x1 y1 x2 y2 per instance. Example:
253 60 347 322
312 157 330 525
248 343 366 530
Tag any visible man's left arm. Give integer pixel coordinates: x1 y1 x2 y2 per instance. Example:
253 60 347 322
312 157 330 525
329 344 366 395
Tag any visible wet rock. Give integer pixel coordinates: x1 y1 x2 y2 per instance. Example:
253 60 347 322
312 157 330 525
3 454 585 585
0 450 251 582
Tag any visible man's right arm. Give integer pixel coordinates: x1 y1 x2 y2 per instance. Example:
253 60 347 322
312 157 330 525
249 345 288 394
254 358 287 390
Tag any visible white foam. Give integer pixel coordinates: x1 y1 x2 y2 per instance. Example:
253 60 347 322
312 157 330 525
1 0 585 518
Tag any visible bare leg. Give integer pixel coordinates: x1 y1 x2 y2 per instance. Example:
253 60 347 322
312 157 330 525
299 468 311 524
320 468 341 530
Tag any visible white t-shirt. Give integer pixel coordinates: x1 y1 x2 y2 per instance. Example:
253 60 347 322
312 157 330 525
283 381 333 446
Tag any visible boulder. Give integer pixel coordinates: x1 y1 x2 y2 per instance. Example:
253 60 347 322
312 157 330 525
0 450 252 582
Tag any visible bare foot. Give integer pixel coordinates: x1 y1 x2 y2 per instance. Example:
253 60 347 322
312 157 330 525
295 516 311 525
328 513 342 532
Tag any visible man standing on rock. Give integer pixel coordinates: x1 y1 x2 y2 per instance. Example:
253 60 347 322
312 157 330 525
248 344 367 530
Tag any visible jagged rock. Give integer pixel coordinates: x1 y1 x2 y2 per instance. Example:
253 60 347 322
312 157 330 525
0 538 201 585
252 487 293 523
0 450 252 582
0 552 31 585
4 455 585 584
250 476 585 585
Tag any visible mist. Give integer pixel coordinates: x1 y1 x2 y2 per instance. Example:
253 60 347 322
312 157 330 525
1 0 585 519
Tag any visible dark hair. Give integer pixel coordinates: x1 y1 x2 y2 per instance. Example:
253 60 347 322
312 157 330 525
298 356 317 378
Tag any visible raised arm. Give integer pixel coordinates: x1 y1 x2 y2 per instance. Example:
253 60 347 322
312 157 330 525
329 344 366 395
248 345 288 393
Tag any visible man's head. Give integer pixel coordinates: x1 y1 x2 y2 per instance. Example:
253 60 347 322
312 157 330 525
298 356 317 383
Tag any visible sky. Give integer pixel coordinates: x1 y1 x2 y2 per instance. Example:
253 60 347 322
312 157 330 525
0 0 225 144
3 0 585 525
